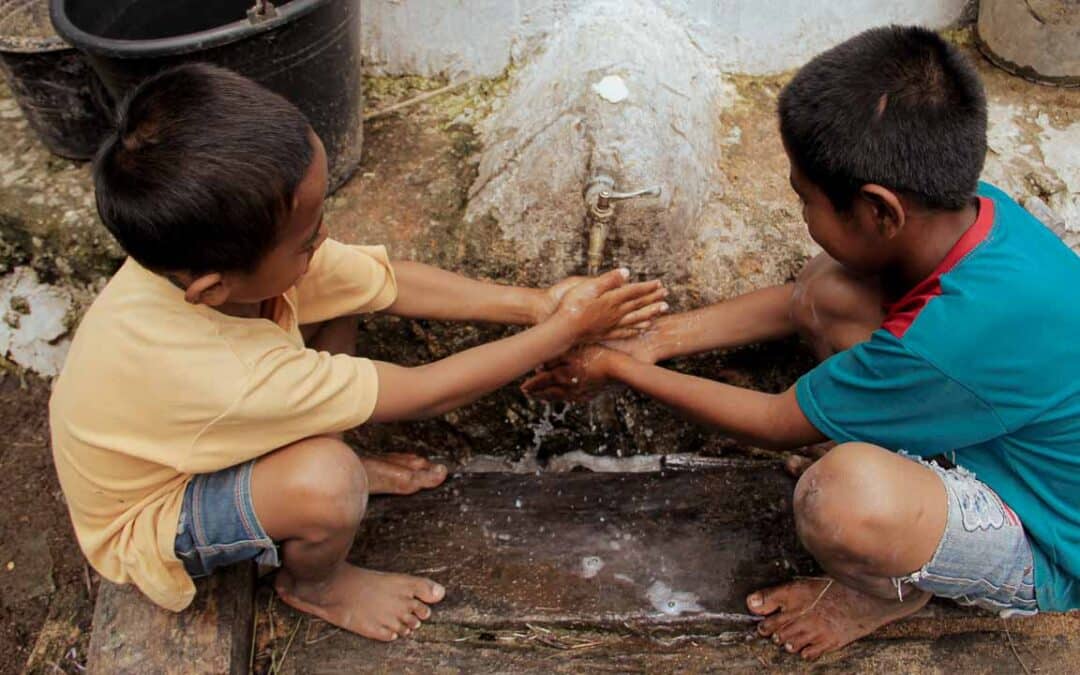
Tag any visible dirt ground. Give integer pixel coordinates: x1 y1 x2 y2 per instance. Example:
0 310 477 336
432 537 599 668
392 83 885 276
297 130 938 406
0 371 93 675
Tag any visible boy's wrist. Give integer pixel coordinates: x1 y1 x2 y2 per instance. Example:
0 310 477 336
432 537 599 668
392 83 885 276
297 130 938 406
602 349 636 380
638 314 677 363
545 309 586 347
528 287 557 325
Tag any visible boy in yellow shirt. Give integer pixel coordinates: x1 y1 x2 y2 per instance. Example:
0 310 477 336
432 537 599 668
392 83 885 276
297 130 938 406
49 64 667 642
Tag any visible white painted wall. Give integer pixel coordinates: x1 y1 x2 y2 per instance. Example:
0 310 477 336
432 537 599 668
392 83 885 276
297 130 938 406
360 0 970 77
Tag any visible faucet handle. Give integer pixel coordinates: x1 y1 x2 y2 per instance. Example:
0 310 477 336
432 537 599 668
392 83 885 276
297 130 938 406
600 185 662 201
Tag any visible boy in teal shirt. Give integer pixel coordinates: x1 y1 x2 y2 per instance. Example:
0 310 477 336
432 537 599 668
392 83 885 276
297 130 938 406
526 26 1080 658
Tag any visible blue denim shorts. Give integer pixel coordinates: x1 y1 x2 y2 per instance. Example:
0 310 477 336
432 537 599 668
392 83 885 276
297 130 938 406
174 460 280 578
894 454 1038 617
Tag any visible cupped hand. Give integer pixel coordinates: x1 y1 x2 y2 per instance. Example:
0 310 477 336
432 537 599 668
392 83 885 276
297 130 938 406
521 345 619 402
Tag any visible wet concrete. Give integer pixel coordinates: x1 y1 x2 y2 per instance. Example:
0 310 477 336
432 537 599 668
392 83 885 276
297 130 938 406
347 464 810 630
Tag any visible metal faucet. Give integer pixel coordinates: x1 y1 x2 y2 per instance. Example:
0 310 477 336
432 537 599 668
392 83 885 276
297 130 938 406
584 175 662 275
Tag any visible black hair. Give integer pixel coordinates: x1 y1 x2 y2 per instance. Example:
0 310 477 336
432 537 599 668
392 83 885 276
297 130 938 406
778 25 987 211
93 63 314 273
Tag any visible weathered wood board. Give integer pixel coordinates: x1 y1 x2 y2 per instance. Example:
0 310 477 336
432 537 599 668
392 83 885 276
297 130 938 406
284 629 1080 675
347 462 813 630
87 562 254 675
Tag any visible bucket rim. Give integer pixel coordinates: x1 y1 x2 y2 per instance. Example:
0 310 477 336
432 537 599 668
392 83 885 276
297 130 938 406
48 0 331 58
0 0 72 53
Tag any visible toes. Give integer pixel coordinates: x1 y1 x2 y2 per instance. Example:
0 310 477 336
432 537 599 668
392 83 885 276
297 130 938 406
784 454 814 478
779 624 817 655
401 612 422 631
385 454 430 470
368 625 399 642
757 610 797 638
747 583 790 617
414 579 446 604
386 617 411 637
801 638 835 661
369 462 447 494
747 585 786 617
416 464 448 488
411 599 432 621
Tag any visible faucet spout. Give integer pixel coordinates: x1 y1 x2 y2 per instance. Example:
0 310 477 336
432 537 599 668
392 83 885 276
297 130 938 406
584 175 662 275
586 219 609 276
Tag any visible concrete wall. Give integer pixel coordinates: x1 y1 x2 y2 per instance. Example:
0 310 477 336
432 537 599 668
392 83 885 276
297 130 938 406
360 0 971 77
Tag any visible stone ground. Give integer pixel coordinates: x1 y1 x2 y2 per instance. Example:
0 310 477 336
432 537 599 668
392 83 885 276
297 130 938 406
0 33 1078 674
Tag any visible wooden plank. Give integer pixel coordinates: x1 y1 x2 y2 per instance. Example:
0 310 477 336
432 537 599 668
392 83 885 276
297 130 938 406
348 463 814 631
281 621 1080 674
87 563 254 675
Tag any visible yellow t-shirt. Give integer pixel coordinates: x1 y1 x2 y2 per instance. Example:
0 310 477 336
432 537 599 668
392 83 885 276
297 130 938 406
49 239 397 611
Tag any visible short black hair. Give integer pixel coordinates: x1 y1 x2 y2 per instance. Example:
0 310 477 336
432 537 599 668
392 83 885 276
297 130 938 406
94 63 314 273
779 25 987 211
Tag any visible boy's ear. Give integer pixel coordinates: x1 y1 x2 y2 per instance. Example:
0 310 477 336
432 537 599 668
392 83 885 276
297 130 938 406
183 272 231 306
857 184 905 239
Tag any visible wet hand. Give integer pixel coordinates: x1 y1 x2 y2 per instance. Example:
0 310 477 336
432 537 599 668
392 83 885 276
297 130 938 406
521 345 619 402
542 274 665 336
542 275 588 314
553 268 668 344
597 327 661 363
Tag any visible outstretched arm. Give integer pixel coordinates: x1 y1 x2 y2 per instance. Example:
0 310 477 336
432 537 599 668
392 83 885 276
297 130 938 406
370 272 666 422
385 261 553 325
523 346 825 451
609 283 797 363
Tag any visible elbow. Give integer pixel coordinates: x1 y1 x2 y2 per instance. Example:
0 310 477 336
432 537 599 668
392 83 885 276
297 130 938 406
399 363 453 421
755 393 808 452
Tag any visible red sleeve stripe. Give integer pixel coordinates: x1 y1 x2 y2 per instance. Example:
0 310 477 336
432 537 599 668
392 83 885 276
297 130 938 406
882 196 995 339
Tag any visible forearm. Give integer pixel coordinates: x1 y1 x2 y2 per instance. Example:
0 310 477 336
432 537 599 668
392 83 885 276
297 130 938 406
371 319 576 422
386 261 547 324
607 353 825 450
636 284 797 362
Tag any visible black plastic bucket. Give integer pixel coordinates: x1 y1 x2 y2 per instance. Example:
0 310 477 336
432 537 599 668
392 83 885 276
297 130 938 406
50 0 364 190
0 0 111 159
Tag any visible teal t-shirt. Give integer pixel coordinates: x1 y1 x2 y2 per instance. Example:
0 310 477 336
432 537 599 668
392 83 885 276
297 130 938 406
796 182 1080 611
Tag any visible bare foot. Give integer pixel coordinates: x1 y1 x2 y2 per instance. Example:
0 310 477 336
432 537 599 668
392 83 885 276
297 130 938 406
275 564 446 641
784 454 816 478
360 454 448 495
783 441 837 478
747 578 930 660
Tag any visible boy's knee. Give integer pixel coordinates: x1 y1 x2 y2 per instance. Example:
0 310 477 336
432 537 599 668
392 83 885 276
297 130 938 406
282 438 369 535
790 254 882 342
793 442 897 557
301 314 360 355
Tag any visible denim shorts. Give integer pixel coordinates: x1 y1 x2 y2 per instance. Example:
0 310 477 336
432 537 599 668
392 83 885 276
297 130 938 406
893 454 1038 617
174 460 280 578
